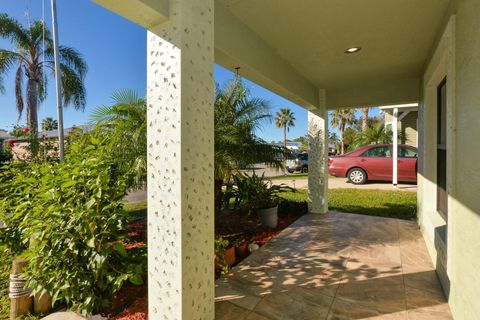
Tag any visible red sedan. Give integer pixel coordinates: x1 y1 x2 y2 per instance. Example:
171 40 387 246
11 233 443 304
328 144 417 184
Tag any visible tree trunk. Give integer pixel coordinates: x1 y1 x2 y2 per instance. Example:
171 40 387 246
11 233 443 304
361 107 369 131
340 129 345 154
340 123 345 154
26 79 39 136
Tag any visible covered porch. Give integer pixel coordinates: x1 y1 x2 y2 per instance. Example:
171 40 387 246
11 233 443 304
215 212 451 319
90 0 479 318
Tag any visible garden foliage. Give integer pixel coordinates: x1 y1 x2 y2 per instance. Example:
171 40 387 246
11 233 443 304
0 130 146 314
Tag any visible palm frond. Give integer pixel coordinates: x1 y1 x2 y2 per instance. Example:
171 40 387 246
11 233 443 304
15 66 24 120
59 64 86 110
29 20 52 50
0 14 30 49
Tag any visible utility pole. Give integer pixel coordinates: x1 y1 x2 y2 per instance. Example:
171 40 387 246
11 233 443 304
50 0 65 162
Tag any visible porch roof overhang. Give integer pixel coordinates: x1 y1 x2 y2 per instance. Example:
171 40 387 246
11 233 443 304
92 0 452 109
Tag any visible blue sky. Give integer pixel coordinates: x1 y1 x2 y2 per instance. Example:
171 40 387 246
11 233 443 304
0 0 379 142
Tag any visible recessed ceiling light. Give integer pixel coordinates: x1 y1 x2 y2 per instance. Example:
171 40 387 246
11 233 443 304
345 47 362 54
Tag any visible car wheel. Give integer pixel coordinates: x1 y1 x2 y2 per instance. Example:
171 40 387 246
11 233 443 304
348 168 367 185
301 166 308 173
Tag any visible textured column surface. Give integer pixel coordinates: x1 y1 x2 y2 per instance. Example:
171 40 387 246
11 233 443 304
146 1 214 319
307 107 328 214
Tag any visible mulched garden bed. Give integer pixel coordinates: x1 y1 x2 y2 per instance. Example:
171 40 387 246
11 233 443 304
105 210 302 319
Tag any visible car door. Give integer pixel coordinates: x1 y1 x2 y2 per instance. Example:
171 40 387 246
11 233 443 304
357 146 393 180
397 146 418 181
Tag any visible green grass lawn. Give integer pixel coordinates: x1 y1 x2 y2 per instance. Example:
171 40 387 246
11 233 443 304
279 188 416 220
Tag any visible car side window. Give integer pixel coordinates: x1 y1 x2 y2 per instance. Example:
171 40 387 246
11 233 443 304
399 147 417 158
361 146 391 158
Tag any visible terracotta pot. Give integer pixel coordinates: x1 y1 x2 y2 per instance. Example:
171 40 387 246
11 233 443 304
224 247 236 266
235 243 249 259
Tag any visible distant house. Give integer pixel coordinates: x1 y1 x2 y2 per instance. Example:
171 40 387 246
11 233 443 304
8 125 92 160
0 130 13 150
380 104 418 147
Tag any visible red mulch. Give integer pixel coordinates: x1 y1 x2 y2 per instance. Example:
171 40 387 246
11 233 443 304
105 211 301 319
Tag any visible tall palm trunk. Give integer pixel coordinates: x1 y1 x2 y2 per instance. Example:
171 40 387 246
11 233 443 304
26 78 39 135
361 107 369 131
340 123 345 154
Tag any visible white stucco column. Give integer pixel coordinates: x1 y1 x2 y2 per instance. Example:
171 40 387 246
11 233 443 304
146 1 214 319
392 107 398 187
307 98 328 214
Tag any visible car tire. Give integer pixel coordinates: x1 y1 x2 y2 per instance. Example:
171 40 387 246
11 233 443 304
301 166 308 173
347 168 367 185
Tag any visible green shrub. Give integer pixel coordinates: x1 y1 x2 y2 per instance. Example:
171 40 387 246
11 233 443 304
0 134 146 314
230 173 294 211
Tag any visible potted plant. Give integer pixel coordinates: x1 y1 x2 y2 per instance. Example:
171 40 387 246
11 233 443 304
233 239 249 259
214 238 235 275
232 173 291 229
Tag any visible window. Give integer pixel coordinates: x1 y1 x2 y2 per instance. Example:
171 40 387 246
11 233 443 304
437 78 448 220
361 146 391 158
399 147 417 158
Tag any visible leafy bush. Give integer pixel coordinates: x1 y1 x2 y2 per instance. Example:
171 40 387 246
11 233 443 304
230 173 293 211
0 133 146 314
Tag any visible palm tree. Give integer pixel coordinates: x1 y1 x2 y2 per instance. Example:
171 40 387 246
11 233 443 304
361 107 369 131
352 123 398 148
41 117 58 131
275 108 296 148
214 78 284 211
330 109 356 154
328 132 340 153
90 89 146 188
0 14 87 136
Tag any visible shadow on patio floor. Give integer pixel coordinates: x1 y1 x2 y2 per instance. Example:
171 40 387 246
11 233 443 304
215 212 452 320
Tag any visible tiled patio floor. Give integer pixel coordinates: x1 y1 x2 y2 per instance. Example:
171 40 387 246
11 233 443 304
215 212 452 320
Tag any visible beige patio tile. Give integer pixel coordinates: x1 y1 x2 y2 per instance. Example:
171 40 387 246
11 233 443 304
253 287 334 320
215 212 453 320
215 301 251 320
327 298 408 319
342 260 402 282
406 304 453 320
400 241 434 273
245 312 271 320
335 276 406 314
348 242 402 264
215 280 263 311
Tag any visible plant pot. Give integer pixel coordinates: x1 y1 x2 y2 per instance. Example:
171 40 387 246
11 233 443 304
256 206 278 229
224 247 236 266
235 243 249 259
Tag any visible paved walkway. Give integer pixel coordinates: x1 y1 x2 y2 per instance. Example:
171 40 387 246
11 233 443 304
272 178 417 192
215 212 451 319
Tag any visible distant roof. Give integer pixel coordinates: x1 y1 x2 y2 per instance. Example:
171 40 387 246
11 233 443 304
0 130 13 140
7 124 94 141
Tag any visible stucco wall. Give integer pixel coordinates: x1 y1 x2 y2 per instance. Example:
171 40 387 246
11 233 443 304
449 0 480 318
384 110 418 147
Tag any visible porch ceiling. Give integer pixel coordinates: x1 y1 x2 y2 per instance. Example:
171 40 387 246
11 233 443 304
217 0 451 108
